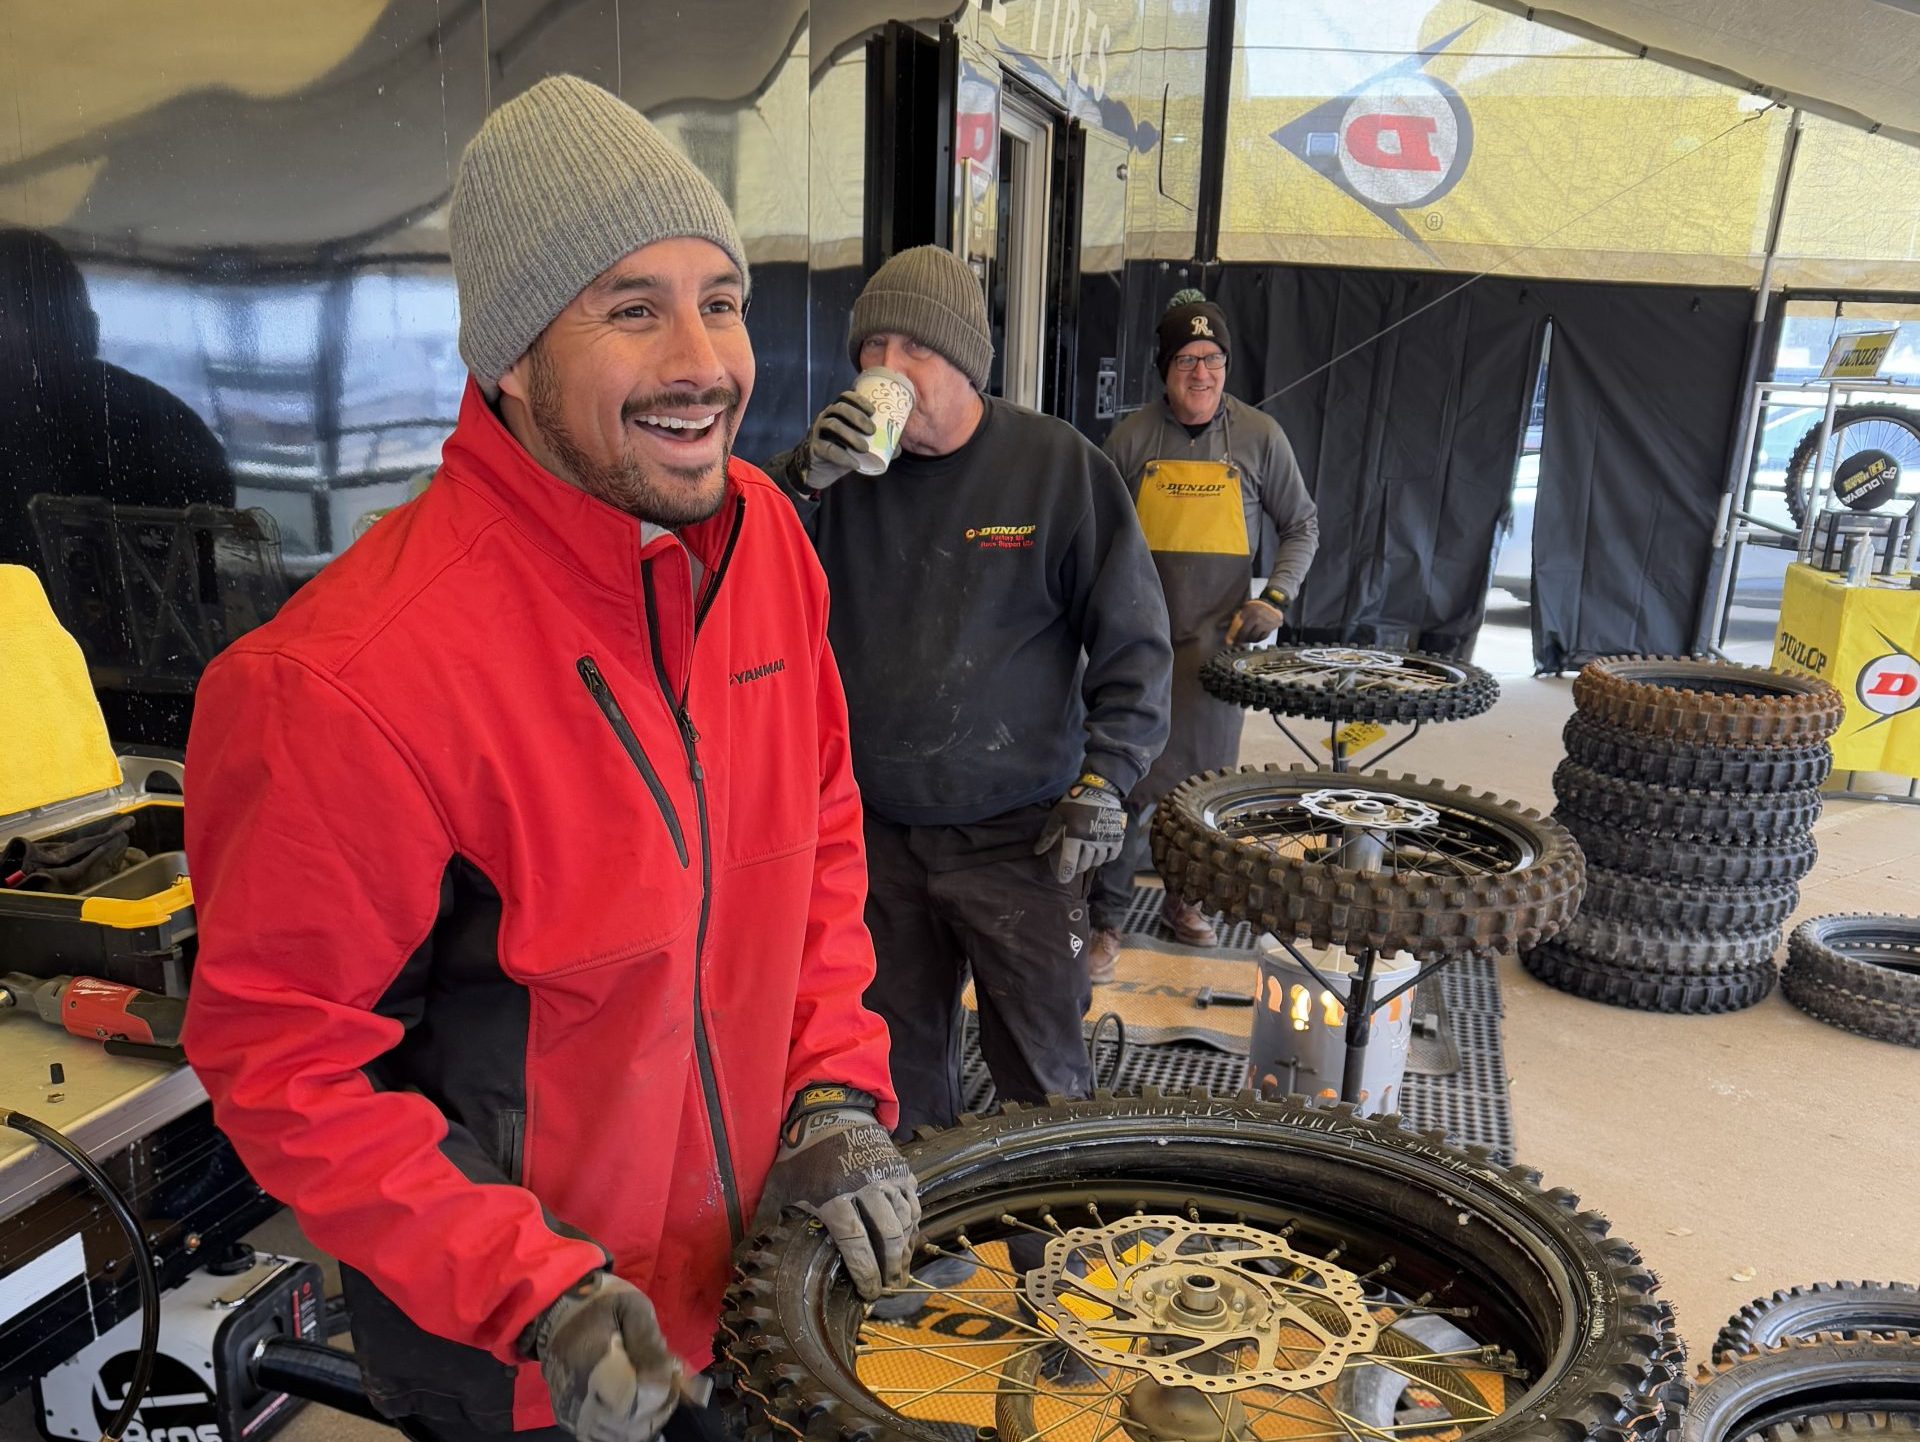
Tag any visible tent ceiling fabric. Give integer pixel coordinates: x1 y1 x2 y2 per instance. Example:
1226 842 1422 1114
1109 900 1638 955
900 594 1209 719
1476 0 1920 148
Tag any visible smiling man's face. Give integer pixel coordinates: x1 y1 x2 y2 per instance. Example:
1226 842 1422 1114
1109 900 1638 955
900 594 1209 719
498 235 754 525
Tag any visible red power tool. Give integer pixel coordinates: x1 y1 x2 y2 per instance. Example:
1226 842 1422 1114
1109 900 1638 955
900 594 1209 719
1 972 186 1059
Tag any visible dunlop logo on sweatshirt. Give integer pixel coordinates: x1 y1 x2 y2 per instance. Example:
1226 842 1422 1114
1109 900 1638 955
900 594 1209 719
1163 481 1229 497
964 523 1038 550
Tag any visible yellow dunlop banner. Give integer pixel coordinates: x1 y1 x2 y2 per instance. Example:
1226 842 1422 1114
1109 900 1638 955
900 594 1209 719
1773 562 1920 778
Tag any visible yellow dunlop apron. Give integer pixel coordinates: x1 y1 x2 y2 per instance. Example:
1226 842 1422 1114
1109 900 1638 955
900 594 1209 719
1134 458 1248 557
1130 454 1252 807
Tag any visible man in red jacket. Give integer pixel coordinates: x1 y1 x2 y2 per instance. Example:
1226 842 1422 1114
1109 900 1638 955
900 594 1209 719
182 76 915 1442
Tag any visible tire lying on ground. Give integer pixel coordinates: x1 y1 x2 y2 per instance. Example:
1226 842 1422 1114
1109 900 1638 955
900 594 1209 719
1717 1282 1920 1359
1521 943 1777 1015
1571 657 1844 749
1782 915 1920 1048
1562 714 1835 793
1580 866 1799 933
1559 813 1818 887
1552 761 1823 842
718 1091 1681 1442
1556 913 1781 970
1679 1334 1920 1442
1200 644 1499 724
1153 765 1584 960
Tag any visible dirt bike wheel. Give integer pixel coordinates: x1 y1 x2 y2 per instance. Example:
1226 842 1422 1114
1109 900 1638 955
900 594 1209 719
718 1092 1678 1442
1152 766 1583 960
1200 645 1498 724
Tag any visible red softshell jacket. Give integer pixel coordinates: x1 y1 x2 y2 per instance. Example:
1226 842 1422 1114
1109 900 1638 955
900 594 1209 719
183 381 895 1431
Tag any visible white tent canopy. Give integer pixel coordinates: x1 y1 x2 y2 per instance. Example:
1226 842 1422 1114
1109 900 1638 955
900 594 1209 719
1478 0 1920 148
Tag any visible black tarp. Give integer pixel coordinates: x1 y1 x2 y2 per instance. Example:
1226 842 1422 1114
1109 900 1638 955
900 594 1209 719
1186 263 1749 669
1519 281 1750 671
1210 265 1539 655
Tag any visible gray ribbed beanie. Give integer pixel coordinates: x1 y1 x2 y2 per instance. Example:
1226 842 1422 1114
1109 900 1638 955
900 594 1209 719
847 246 992 391
449 75 748 391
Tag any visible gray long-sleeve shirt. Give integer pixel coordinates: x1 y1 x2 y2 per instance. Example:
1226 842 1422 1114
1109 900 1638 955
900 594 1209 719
1105 392 1319 603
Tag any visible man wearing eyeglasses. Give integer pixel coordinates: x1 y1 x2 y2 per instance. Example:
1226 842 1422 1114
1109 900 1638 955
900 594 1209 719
1087 292 1319 976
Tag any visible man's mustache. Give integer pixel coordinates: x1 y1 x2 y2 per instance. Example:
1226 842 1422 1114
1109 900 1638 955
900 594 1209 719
622 386 741 424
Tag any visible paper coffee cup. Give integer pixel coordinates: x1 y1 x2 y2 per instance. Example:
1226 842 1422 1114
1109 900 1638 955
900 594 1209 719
851 367 917 475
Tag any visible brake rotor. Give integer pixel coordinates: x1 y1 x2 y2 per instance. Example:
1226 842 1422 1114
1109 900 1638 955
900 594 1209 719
1299 788 1441 830
1020 1215 1378 1393
1294 647 1407 669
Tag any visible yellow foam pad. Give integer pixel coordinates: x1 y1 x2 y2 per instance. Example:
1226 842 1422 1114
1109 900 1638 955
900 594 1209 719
0 564 122 816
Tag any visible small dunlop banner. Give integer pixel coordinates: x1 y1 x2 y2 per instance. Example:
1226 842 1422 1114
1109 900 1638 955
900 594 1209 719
1773 562 1920 778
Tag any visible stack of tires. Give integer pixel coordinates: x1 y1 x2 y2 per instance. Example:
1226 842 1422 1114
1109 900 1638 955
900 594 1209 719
1523 657 1844 1014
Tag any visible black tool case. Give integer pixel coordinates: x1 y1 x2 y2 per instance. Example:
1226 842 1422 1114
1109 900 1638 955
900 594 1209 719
0 757 194 996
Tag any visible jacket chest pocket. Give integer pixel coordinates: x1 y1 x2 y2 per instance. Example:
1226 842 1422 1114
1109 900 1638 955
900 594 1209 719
718 648 818 869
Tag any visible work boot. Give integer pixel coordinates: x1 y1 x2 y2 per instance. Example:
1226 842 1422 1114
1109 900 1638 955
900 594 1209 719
1087 927 1123 984
1162 897 1219 948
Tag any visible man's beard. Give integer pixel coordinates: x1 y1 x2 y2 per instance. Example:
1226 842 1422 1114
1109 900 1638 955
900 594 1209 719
526 343 738 526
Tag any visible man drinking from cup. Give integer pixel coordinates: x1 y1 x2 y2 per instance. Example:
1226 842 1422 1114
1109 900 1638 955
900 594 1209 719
769 245 1172 1152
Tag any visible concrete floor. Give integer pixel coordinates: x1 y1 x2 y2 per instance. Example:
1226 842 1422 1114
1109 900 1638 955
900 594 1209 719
6 617 1917 1442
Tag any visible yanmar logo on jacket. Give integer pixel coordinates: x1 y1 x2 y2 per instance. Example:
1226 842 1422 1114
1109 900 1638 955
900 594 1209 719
730 658 786 686
964 524 1038 550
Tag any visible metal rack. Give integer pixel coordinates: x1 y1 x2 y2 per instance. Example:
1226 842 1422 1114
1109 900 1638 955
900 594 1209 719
1700 375 1920 655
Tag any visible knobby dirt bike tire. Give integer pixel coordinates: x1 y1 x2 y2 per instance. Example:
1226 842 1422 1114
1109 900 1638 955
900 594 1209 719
1521 942 1777 1015
1579 866 1799 933
1552 761 1823 843
1716 1282 1920 1360
1153 765 1584 960
717 1092 1681 1442
1782 914 1920 1048
1200 644 1499 724
1680 1334 1920 1442
1572 658 1843 749
1561 714 1833 794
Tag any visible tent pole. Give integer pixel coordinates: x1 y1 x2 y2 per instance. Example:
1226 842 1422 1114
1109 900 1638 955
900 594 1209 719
1697 106 1804 656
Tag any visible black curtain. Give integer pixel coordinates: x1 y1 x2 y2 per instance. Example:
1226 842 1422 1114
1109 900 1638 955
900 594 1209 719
1211 265 1539 655
1519 282 1750 672
1186 263 1748 668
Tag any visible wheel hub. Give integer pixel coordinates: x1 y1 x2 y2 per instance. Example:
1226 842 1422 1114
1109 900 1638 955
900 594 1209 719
1300 788 1440 830
1021 1215 1378 1392
1294 647 1405 669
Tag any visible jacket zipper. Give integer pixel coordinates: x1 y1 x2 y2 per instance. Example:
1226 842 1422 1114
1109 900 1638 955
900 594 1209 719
644 514 745 1241
576 656 690 868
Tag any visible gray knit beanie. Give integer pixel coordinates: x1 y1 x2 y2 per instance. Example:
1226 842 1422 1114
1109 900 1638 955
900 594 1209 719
449 75 748 392
847 246 992 391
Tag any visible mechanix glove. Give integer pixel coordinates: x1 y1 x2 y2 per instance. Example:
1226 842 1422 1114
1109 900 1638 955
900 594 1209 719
752 1085 920 1300
1034 772 1127 884
801 390 877 490
1227 588 1288 645
527 1271 681 1442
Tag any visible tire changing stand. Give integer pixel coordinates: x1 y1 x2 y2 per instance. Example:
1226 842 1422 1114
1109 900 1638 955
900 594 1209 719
1201 645 1502 1114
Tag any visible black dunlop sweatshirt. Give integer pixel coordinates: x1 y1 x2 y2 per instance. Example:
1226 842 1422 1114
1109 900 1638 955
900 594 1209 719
771 396 1172 826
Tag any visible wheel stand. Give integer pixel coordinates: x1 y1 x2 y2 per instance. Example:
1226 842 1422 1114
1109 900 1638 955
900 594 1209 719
1268 712 1425 774
1252 783 1459 1107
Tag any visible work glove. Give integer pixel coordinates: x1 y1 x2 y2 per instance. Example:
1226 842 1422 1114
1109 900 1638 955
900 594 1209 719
800 390 877 490
1034 772 1127 883
1226 589 1287 646
528 1272 681 1442
752 1085 920 1300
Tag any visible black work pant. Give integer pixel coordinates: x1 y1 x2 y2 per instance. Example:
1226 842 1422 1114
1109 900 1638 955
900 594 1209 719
863 807 1094 1135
